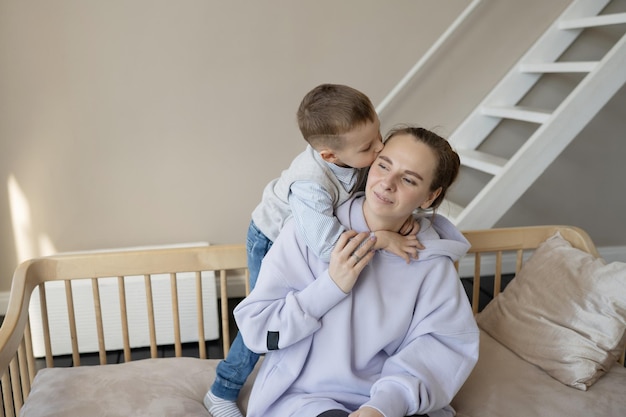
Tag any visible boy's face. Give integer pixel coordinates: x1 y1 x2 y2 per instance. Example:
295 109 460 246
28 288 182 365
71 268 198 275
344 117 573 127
330 117 383 169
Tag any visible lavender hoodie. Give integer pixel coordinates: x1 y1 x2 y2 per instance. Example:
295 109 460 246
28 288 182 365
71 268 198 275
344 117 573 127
234 194 479 417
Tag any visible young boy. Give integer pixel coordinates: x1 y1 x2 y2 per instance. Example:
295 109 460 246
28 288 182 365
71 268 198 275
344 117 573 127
204 83 422 417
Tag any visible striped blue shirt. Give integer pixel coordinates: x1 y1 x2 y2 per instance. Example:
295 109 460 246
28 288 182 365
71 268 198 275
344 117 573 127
288 162 360 262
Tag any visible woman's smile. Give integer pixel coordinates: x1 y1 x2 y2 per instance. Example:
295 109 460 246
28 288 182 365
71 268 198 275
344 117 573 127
372 189 393 205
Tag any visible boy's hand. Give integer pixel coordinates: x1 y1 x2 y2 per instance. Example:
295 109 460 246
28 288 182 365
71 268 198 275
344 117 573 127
329 231 376 293
399 216 421 236
374 229 424 263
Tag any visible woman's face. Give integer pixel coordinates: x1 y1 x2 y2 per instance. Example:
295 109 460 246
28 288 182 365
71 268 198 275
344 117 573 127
365 133 442 227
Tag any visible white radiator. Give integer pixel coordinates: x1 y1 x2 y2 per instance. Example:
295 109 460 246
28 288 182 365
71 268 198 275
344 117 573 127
28 243 219 358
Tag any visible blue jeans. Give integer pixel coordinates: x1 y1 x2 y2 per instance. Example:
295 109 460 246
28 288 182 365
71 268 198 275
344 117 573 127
210 220 273 401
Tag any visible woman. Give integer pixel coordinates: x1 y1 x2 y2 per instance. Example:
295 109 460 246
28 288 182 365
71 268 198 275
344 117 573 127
234 126 479 417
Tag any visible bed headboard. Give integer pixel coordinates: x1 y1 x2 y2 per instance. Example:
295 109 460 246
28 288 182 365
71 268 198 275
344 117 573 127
0 225 620 417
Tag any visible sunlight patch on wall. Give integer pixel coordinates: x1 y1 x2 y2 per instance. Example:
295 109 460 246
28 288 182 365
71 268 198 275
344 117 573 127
8 174 57 264
38 234 57 257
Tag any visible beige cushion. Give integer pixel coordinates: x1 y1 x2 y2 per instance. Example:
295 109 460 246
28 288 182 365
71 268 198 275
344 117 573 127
477 232 626 390
20 357 257 417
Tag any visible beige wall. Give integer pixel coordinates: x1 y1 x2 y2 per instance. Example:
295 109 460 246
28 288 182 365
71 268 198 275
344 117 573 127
1 0 624 295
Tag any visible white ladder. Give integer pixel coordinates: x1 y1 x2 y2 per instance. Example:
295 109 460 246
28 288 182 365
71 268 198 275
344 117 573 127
444 0 626 229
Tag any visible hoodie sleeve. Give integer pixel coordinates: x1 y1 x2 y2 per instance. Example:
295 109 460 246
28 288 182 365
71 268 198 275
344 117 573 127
362 261 480 417
234 221 348 353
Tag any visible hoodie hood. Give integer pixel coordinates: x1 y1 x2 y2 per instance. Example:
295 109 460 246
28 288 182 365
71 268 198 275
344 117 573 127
338 194 470 263
414 213 470 262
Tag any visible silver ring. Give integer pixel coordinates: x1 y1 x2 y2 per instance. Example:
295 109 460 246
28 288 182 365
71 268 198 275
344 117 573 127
352 253 362 263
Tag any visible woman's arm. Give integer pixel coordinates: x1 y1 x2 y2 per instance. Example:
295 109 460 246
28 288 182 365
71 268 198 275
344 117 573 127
362 262 480 417
234 224 375 353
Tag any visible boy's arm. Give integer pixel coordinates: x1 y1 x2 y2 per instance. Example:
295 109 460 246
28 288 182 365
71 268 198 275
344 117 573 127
289 181 345 262
373 218 424 263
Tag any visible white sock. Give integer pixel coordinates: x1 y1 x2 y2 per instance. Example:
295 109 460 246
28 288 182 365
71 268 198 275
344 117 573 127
204 391 244 417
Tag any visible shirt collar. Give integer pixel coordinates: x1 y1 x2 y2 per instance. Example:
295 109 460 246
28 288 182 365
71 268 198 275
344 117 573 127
326 160 359 191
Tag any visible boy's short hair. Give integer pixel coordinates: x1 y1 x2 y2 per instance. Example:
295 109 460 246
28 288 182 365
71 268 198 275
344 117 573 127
297 84 377 150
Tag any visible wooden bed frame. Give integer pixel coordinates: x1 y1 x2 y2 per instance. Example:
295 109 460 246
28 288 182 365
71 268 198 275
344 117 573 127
0 225 622 417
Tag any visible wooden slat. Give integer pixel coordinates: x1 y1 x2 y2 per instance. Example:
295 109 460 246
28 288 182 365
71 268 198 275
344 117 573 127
493 251 503 297
195 271 207 359
1 370 13 417
515 249 524 274
37 286 54 369
23 321 35 385
0 378 4 417
170 273 182 357
117 277 132 362
64 281 80 366
8 358 21 415
144 275 158 358
472 253 481 315
220 269 230 356
91 279 107 365
17 341 30 398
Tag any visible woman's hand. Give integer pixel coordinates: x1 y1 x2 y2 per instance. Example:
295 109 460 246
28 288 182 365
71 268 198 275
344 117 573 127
349 406 384 417
328 230 376 293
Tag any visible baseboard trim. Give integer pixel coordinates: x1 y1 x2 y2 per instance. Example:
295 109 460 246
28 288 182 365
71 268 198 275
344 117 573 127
599 246 626 263
1 245 624 316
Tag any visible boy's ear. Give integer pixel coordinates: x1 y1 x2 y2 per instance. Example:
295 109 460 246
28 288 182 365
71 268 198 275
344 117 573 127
319 148 338 163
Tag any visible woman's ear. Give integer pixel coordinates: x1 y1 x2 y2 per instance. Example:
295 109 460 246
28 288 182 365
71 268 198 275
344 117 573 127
420 187 442 209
